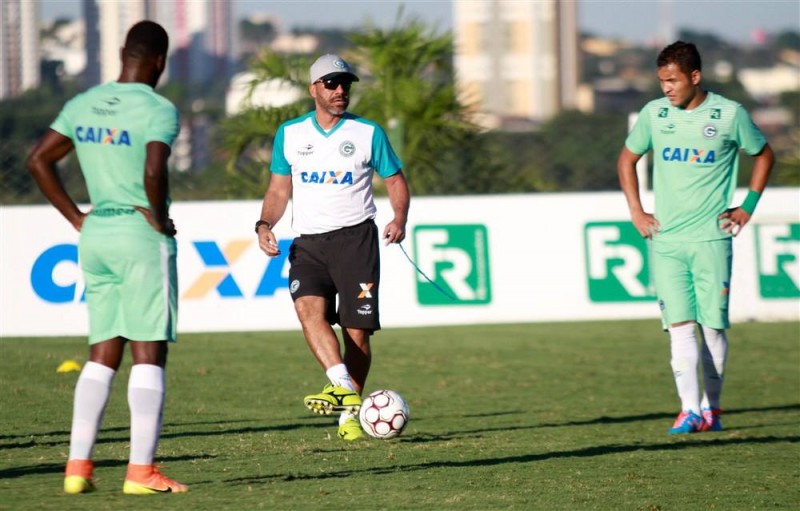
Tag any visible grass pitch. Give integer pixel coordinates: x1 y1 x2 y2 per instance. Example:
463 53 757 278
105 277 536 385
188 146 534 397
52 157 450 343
1 320 798 510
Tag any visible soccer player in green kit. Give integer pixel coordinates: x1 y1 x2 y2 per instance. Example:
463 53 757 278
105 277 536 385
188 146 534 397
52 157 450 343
617 41 774 434
27 21 187 493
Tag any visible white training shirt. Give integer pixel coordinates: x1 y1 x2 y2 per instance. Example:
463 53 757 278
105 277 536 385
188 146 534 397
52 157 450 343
271 111 403 235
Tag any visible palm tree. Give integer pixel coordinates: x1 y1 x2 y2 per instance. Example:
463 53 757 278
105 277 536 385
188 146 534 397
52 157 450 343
347 17 478 194
219 15 479 197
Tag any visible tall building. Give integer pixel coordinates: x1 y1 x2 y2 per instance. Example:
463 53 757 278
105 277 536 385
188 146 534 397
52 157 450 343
0 0 40 99
84 0 147 85
81 0 234 172
453 0 579 129
83 0 233 87
83 0 101 86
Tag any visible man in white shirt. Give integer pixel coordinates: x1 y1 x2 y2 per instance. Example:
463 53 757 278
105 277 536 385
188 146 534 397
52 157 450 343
256 54 411 440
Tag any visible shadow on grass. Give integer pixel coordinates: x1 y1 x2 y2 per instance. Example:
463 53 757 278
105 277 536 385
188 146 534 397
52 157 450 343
0 453 208 480
224 434 800 485
554 403 800 427
0 418 257 442
0 417 330 450
3 403 797 484
404 402 800 442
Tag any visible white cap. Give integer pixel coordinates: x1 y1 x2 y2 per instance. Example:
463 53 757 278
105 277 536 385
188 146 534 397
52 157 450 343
309 54 359 83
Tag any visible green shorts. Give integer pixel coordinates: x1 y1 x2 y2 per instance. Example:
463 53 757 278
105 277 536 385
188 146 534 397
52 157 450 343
651 238 732 329
79 209 178 344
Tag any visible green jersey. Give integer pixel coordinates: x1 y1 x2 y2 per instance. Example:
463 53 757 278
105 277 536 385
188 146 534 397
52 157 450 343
625 91 766 242
50 81 180 209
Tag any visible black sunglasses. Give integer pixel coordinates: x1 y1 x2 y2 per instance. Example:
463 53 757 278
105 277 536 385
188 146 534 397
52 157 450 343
317 77 353 91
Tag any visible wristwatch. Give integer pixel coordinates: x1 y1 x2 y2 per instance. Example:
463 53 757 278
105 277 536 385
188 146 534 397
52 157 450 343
255 220 271 233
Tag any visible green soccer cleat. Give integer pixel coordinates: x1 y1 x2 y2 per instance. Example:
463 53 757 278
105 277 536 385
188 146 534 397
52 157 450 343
303 384 362 415
338 415 365 441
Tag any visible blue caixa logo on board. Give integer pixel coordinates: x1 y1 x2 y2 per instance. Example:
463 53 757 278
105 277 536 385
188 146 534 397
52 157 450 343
30 240 294 303
30 244 85 303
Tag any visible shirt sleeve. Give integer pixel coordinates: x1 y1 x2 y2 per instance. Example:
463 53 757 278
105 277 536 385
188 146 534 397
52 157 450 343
270 123 291 175
370 124 403 178
732 104 767 156
624 105 653 155
144 102 180 146
49 97 77 139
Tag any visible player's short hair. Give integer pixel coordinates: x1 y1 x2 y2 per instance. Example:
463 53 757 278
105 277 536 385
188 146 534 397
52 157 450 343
657 41 702 75
123 20 169 60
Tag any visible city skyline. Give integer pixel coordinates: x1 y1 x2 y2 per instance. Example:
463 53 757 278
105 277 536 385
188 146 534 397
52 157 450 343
40 0 800 45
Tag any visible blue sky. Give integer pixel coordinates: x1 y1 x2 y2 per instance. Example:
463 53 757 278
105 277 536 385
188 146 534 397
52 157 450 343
41 0 800 45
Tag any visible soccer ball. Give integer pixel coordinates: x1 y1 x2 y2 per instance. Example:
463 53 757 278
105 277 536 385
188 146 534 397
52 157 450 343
358 389 409 439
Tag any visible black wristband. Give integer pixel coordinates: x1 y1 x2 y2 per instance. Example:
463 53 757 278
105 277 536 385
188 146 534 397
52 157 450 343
255 220 271 233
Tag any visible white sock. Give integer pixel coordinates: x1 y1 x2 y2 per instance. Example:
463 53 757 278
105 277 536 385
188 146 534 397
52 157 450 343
325 363 355 392
669 323 700 414
69 361 116 460
127 364 165 466
339 412 356 426
700 326 728 410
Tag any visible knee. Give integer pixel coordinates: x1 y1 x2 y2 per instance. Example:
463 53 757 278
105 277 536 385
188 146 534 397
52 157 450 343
701 326 728 347
293 296 327 324
343 328 371 349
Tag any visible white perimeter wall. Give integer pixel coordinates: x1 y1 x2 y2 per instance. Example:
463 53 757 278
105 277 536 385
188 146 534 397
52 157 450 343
1 189 798 337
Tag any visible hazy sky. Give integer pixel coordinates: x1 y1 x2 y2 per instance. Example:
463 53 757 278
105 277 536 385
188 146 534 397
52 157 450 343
40 0 800 45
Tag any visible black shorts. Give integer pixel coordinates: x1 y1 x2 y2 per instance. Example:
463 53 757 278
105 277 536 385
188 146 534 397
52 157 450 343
288 219 381 331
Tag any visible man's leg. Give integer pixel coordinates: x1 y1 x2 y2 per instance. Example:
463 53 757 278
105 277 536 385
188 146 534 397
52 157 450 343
122 341 187 494
65 338 126 494
699 325 728 431
127 341 167 466
695 240 732 432
342 328 371 395
652 241 703 434
335 328 372 440
297 296 361 416
296 295 347 375
667 321 704 434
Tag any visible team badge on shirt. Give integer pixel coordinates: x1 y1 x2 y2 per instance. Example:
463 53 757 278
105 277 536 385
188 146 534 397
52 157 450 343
339 141 355 157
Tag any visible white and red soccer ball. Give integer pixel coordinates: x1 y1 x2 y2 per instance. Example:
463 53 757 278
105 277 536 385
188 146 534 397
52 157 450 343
358 389 409 439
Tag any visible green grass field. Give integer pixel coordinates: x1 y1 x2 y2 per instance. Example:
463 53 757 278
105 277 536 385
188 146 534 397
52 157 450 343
2 320 799 510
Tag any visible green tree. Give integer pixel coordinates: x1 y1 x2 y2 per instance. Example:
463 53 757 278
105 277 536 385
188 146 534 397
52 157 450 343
0 83 86 204
775 30 800 50
216 51 314 198
346 17 476 194
219 15 479 197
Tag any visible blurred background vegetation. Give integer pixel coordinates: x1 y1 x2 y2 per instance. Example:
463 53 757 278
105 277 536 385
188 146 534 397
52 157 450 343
1 18 798 206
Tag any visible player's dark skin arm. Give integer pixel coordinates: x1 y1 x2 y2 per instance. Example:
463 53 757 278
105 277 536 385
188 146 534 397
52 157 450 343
134 141 176 236
81 141 173 367
88 141 175 368
26 129 86 231
28 130 169 368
